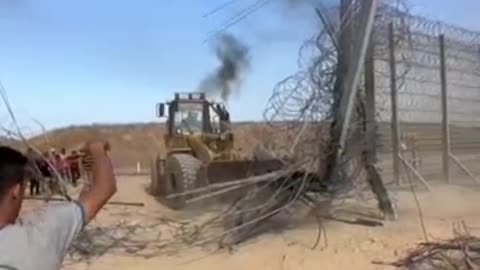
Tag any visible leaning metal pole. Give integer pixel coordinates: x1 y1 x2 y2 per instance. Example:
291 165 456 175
329 0 396 220
334 0 378 156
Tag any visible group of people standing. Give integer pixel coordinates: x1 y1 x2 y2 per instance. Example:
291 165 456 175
26 147 90 196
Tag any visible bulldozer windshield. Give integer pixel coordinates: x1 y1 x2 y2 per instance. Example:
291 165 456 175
173 102 203 134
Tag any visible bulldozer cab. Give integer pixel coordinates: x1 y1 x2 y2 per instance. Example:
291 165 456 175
173 103 203 135
158 92 230 137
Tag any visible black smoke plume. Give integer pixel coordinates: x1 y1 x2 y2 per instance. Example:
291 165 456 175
199 33 250 102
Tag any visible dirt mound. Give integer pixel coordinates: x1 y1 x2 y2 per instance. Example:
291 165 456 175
23 122 270 168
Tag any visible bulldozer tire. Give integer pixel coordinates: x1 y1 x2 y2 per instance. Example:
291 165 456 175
163 154 202 210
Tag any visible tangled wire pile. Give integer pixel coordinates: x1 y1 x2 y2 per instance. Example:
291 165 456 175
190 0 362 247
378 222 480 270
391 236 480 270
66 213 196 264
152 0 406 250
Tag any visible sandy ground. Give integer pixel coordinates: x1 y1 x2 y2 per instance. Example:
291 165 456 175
21 175 480 270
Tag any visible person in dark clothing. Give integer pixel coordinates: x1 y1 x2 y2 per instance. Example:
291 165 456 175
25 148 40 196
39 153 52 178
37 152 54 195
29 173 40 196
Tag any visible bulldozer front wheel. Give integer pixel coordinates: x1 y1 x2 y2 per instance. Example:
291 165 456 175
162 154 202 209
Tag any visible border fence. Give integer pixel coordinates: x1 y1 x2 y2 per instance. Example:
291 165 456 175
373 8 480 187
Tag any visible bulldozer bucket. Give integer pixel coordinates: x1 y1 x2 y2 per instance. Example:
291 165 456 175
205 159 284 184
153 157 285 210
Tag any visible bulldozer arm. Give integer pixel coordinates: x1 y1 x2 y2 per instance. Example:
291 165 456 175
186 134 214 164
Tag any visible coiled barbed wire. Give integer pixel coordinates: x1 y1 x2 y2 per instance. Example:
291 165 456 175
371 1 480 126
260 1 409 164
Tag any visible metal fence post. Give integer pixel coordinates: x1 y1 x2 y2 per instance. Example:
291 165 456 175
439 34 451 184
335 0 378 157
365 39 377 164
388 22 401 185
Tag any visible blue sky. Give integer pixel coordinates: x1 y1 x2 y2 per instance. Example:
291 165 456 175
0 0 479 132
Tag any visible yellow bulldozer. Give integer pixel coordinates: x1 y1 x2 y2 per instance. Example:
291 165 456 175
150 92 283 209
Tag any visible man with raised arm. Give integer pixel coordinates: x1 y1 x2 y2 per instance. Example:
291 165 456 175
0 141 117 270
